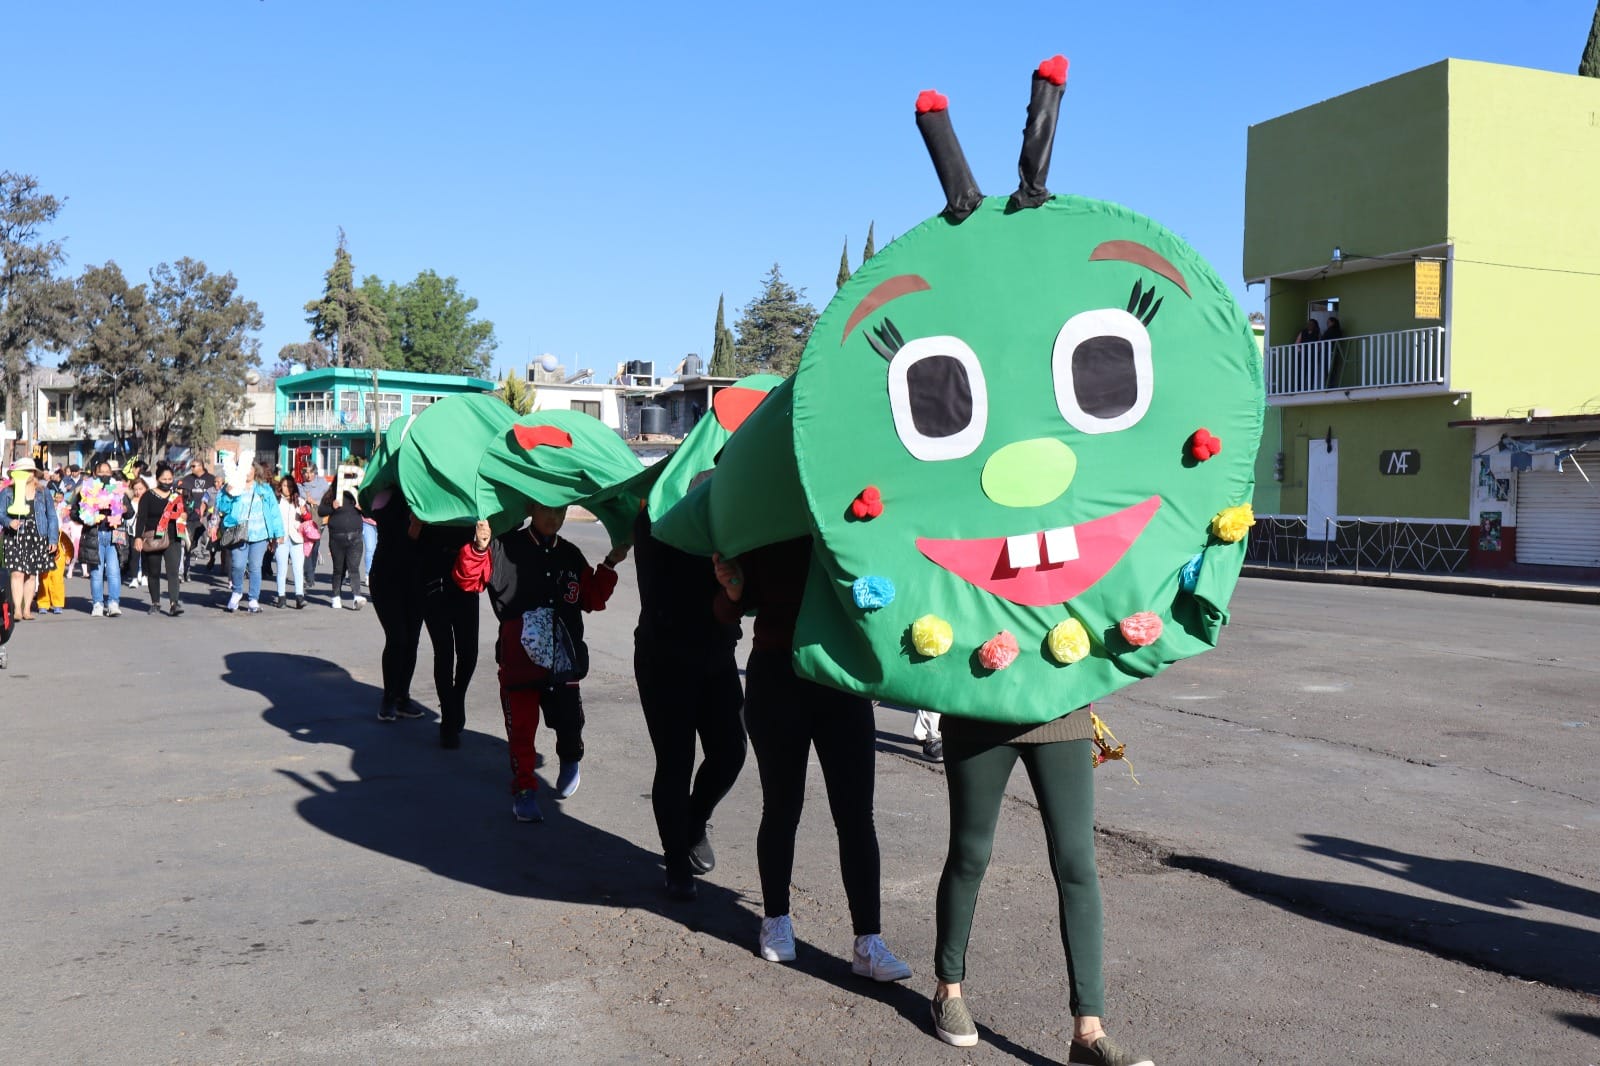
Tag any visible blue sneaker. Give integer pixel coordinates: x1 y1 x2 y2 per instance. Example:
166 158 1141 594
555 761 581 799
511 789 543 823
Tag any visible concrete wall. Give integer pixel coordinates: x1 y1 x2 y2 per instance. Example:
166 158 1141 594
1446 61 1600 419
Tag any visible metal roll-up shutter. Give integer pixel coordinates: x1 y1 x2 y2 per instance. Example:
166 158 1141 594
1515 467 1600 566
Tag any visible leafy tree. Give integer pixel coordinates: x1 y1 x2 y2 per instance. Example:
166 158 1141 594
733 264 818 377
303 229 389 368
1582 1 1600 77
499 370 535 414
66 258 262 453
0 172 74 431
276 339 332 371
193 398 219 456
862 221 876 262
836 238 852 289
356 270 497 376
709 293 737 377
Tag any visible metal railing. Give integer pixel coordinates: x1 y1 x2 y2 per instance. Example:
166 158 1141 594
1244 515 1472 574
277 411 402 433
1266 327 1446 397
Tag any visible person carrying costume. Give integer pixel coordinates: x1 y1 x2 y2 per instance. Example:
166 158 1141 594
367 489 427 724
418 520 480 747
711 538 913 983
452 503 628 824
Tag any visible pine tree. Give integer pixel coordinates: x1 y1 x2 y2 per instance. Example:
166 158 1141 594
303 229 389 368
499 370 535 414
710 294 737 376
836 238 851 289
862 221 876 262
193 399 219 455
1582 1 1600 77
733 264 818 377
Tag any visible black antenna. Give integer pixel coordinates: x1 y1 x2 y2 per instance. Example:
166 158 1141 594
1010 55 1069 211
915 90 983 223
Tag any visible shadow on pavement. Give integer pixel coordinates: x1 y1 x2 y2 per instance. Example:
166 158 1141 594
1169 847 1600 996
1551 1011 1600 1039
223 651 758 957
1301 834 1600 920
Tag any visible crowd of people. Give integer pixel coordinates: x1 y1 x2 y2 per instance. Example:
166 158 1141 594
0 454 377 623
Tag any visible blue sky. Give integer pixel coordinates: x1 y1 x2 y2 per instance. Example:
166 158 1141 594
7 1 1593 382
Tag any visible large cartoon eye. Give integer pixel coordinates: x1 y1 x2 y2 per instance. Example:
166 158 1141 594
1052 308 1153 434
887 335 988 461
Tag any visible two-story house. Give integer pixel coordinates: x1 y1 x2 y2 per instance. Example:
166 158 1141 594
1245 59 1600 572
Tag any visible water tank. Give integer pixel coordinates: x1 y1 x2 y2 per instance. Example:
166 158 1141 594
682 354 702 377
639 405 668 435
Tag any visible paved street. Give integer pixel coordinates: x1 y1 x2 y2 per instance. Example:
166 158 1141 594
3 523 1597 1065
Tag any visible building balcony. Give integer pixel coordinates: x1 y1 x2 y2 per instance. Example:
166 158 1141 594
277 411 401 434
1265 327 1446 401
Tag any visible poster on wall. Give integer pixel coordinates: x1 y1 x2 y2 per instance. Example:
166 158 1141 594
1478 510 1503 552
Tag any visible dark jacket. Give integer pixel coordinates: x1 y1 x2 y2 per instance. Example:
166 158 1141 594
318 492 365 537
632 509 740 659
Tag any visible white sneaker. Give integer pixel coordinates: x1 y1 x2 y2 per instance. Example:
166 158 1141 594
106 602 122 618
331 597 343 609
352 594 367 604
91 602 104 617
759 915 796 963
852 933 912 982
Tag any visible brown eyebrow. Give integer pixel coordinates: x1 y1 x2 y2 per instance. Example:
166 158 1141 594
841 274 932 343
1089 240 1190 297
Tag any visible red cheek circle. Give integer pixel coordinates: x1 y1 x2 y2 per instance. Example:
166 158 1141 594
513 425 573 450
712 387 767 432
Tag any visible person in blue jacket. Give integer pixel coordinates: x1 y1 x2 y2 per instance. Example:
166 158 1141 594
215 460 285 614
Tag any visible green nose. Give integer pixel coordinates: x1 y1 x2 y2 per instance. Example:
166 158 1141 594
981 438 1078 508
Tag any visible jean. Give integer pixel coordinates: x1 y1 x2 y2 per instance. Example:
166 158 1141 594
362 522 377 581
230 538 270 602
89 529 122 607
274 540 304 598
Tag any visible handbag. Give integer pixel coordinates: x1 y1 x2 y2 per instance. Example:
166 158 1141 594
215 489 255 550
141 530 172 553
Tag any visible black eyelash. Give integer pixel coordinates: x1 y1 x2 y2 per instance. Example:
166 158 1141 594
866 317 905 361
1126 279 1163 327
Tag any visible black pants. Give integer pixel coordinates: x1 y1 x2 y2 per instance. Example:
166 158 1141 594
372 581 424 706
743 647 881 935
328 531 362 599
144 542 183 607
635 641 747 877
423 584 479 736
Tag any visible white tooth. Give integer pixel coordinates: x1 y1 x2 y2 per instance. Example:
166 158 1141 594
1043 526 1079 564
1006 533 1041 570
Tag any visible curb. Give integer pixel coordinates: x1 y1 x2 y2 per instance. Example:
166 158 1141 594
1240 565 1600 605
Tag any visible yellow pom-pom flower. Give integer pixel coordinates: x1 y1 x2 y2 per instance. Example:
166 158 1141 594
1047 618 1091 664
1212 503 1255 543
910 614 954 658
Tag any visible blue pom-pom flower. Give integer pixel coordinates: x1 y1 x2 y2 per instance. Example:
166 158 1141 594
1179 552 1204 593
852 575 895 610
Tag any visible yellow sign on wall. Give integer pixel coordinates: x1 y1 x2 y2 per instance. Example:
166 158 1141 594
1414 260 1442 319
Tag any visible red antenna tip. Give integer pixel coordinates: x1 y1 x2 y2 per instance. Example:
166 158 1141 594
915 90 949 114
1037 55 1069 86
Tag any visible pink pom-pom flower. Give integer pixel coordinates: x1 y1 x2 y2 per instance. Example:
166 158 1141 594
978 630 1020 671
1119 612 1163 647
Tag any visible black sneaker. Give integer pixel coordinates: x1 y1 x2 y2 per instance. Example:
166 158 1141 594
169 602 184 617
922 738 944 763
1067 1036 1154 1066
688 825 716 874
439 729 461 750
394 699 424 720
663 869 698 901
377 698 398 723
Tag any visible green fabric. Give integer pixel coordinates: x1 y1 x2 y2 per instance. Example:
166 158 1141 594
395 393 516 526
477 409 645 541
357 413 418 510
655 193 1264 725
935 736 1103 1017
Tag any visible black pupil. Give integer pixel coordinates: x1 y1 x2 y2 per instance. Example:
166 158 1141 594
1072 336 1137 418
907 355 973 438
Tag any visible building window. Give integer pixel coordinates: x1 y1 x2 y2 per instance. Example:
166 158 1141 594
374 392 403 428
411 393 443 414
573 400 601 420
338 391 364 426
289 391 332 415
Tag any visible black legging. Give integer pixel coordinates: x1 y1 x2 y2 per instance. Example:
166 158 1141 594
635 642 747 877
743 647 881 935
144 541 183 607
423 584 479 736
372 581 424 706
935 737 1103 1017
328 531 362 599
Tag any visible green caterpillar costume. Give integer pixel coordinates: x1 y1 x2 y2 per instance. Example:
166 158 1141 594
656 57 1264 725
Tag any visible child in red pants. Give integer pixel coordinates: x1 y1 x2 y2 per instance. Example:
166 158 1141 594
453 504 628 823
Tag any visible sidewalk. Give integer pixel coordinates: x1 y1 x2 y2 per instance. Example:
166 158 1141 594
1242 562 1600 604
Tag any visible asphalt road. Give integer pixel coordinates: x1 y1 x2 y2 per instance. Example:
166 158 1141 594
2 523 1596 1065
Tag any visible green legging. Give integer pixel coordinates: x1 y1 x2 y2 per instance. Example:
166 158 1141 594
934 737 1104 1018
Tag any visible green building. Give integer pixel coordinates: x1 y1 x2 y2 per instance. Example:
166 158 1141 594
274 368 495 478
1245 59 1600 571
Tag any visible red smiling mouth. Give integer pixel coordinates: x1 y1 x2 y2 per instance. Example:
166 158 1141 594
916 496 1162 607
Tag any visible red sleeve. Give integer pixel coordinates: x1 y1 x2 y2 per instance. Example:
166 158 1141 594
453 543 492 593
579 562 618 612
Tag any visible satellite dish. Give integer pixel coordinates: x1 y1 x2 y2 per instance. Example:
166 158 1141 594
245 370 261 386
538 353 561 373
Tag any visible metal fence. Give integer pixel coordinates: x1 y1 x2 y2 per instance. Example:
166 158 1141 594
1265 327 1446 397
1245 515 1472 574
